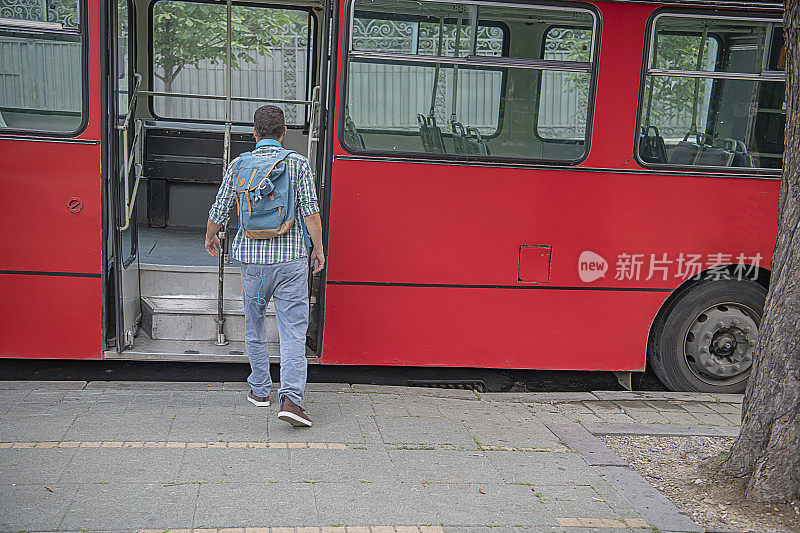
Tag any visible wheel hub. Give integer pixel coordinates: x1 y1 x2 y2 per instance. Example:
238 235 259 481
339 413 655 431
685 304 758 380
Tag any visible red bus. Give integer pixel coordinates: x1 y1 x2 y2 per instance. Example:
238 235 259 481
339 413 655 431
0 0 784 392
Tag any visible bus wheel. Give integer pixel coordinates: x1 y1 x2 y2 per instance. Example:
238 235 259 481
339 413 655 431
650 279 766 393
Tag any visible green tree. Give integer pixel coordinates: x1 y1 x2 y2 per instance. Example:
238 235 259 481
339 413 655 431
152 1 302 114
643 34 715 134
561 30 714 135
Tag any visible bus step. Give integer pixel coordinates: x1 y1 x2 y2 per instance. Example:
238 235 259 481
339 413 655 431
141 296 276 343
104 333 319 362
406 379 486 393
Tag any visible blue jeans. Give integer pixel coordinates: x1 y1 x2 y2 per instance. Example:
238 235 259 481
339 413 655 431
241 258 309 406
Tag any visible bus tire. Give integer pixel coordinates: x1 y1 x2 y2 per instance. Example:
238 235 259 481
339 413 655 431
649 279 766 393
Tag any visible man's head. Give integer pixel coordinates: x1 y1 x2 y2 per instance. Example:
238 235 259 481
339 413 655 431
253 105 287 142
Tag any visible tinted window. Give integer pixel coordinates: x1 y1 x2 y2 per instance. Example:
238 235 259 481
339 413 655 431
538 26 592 140
151 0 314 125
0 0 79 27
638 15 784 170
342 0 597 162
0 0 83 133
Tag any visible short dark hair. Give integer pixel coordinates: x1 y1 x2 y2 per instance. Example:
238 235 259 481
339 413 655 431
253 105 286 139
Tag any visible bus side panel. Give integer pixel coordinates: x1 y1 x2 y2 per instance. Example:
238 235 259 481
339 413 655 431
0 141 101 274
587 2 651 170
0 274 101 359
322 284 660 370
0 137 102 360
324 160 778 288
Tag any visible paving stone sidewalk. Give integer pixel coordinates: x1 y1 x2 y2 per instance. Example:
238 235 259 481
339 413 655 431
0 381 742 533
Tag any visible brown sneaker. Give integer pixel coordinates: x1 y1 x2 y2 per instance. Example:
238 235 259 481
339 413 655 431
247 391 270 407
278 396 312 427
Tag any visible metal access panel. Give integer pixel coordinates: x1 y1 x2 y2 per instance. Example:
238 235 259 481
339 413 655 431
518 245 552 283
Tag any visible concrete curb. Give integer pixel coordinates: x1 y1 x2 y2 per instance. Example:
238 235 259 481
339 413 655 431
583 423 740 438
546 423 629 466
592 390 743 404
596 465 702 532
553 421 704 532
0 381 745 404
84 381 227 390
481 392 598 403
0 380 88 390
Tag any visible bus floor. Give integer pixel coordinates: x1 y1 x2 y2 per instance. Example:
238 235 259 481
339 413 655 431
138 224 236 268
111 224 303 362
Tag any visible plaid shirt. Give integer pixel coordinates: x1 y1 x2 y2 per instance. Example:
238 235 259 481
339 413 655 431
209 139 320 265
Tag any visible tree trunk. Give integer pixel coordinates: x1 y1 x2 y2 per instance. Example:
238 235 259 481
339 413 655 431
720 0 800 503
163 66 175 117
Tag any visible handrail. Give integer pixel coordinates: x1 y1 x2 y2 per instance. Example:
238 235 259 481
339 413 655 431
116 73 142 132
647 68 785 81
140 90 313 106
349 51 593 73
0 17 65 31
118 119 143 231
117 72 144 232
306 85 321 163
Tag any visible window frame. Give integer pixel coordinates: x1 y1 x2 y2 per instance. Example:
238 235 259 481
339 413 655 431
147 0 318 128
337 0 601 165
0 1 89 138
533 23 596 143
633 8 784 175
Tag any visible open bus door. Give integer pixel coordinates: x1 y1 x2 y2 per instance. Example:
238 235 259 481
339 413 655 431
103 0 331 359
109 0 143 351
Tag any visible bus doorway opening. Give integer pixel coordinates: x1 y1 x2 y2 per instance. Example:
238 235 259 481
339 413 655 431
106 0 330 362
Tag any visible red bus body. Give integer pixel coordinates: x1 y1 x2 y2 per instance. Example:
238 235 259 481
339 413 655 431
321 2 779 370
0 0 781 376
0 0 104 359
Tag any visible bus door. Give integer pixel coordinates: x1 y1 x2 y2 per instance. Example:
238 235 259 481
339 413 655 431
107 0 328 356
109 0 143 350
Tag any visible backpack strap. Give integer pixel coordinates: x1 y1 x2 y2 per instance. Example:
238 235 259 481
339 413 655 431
243 149 294 191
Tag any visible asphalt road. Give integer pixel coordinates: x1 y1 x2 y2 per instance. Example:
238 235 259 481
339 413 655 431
0 358 667 392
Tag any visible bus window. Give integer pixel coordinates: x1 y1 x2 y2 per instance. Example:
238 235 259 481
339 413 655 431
536 26 592 144
150 0 314 126
342 0 597 163
0 0 84 134
637 14 784 170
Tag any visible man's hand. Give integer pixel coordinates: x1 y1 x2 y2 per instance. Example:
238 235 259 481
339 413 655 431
205 218 223 257
303 213 325 273
205 233 221 257
310 247 325 274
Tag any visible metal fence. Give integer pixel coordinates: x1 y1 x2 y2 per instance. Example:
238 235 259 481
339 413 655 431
0 36 81 113
0 0 79 28
152 40 310 124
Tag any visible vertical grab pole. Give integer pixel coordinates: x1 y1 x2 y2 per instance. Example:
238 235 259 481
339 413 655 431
450 13 461 128
216 0 233 346
429 17 444 120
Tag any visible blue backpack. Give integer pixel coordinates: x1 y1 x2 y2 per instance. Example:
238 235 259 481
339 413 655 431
232 149 308 244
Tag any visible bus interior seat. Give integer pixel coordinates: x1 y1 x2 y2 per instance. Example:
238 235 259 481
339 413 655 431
452 122 490 156
726 139 754 167
638 125 668 164
695 144 733 166
668 138 703 165
541 139 583 160
417 114 446 154
344 115 366 150
669 133 753 167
